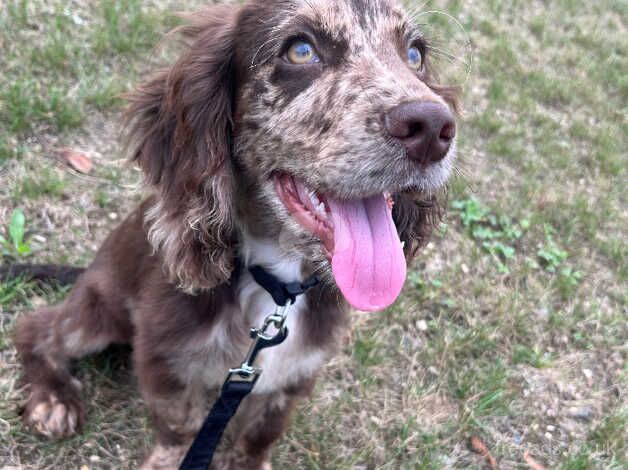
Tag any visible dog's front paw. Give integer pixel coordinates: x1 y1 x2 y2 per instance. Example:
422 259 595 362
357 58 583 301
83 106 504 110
23 389 83 439
140 445 188 470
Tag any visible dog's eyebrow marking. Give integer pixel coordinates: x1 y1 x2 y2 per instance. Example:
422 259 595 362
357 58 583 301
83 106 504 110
266 11 353 105
248 8 349 71
278 15 350 67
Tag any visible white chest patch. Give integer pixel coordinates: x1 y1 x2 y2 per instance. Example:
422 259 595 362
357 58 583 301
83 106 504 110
236 234 328 394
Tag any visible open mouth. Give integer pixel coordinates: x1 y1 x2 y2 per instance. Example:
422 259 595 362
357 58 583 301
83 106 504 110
274 174 407 312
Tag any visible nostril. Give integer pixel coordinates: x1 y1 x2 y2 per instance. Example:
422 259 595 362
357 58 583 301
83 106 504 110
440 122 456 142
407 121 424 138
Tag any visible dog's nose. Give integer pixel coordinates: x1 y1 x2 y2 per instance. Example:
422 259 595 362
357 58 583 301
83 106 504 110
384 101 456 164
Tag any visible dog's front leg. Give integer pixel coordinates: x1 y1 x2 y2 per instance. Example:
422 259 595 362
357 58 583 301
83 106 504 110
135 349 209 470
139 397 205 470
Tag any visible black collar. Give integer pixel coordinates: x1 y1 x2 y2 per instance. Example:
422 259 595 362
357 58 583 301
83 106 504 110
248 265 319 306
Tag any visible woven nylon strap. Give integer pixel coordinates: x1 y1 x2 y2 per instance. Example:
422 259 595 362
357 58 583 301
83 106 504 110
179 381 254 470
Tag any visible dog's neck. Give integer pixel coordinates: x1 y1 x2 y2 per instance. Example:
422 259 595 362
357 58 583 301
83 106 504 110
238 230 306 283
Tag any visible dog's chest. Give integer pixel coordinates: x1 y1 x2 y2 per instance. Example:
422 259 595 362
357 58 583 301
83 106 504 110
230 236 327 393
235 271 325 393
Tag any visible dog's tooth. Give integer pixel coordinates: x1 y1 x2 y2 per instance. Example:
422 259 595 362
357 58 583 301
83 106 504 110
308 191 320 206
401 241 406 249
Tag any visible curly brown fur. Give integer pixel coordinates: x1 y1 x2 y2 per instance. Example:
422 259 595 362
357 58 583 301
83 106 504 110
14 1 460 469
394 191 446 260
125 6 238 292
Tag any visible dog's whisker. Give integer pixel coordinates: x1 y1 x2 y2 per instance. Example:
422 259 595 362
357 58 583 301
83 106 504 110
428 46 469 66
251 36 282 69
406 1 435 21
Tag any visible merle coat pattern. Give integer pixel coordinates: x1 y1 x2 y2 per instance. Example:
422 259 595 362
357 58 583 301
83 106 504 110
14 1 459 468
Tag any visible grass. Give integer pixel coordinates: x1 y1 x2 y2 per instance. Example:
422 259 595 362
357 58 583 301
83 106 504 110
0 0 171 138
1 0 626 468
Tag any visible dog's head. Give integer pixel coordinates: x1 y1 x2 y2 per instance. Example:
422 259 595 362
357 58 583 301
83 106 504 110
128 0 460 311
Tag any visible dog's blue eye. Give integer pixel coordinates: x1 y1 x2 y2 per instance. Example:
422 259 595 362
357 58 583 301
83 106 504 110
287 41 320 65
407 46 423 71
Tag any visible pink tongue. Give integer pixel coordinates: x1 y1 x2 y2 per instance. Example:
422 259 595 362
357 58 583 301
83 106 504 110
328 194 406 312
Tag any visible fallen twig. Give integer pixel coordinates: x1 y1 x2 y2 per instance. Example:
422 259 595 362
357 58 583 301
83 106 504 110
523 450 546 470
470 436 498 469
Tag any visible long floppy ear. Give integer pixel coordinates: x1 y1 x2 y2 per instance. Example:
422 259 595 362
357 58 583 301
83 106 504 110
126 6 239 291
393 192 445 262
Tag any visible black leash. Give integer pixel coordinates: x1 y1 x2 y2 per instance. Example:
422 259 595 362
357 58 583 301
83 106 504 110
179 265 319 470
178 381 256 470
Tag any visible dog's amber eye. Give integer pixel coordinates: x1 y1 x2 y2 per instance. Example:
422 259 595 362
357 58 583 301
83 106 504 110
407 46 423 71
286 41 320 65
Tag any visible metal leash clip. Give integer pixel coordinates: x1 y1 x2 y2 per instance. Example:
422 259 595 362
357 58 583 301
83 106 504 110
223 302 292 385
